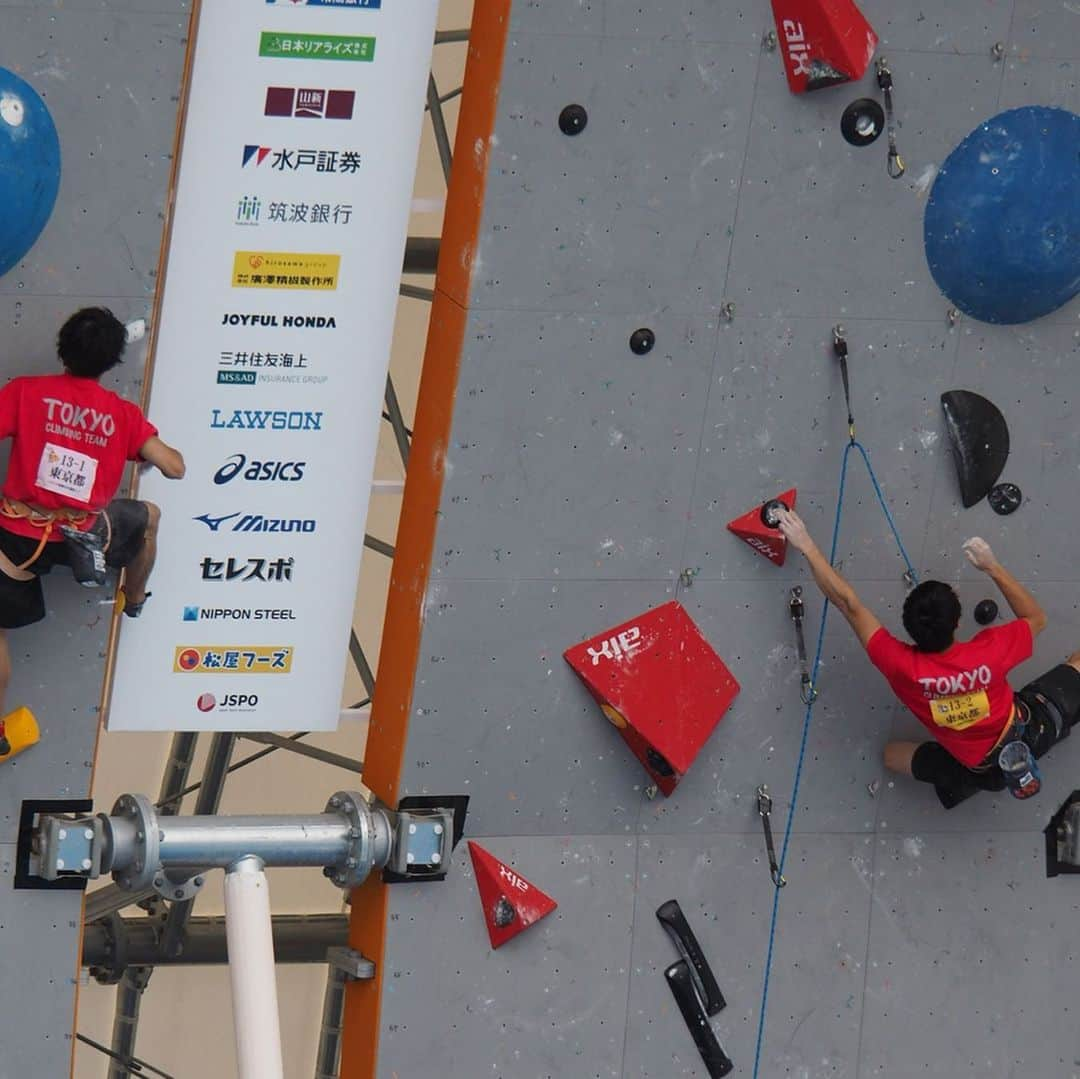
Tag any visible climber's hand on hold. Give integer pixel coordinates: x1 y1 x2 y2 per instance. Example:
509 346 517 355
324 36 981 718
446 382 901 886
962 537 998 573
776 508 815 555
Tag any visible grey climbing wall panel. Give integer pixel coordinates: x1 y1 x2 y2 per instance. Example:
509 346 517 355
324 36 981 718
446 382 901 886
377 2 1079 1076
0 3 189 1075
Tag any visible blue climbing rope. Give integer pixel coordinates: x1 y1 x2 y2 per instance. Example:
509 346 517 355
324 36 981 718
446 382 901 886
751 439 917 1078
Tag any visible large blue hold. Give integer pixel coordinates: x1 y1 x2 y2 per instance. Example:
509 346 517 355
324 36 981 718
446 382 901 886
0 69 61 279
924 106 1080 325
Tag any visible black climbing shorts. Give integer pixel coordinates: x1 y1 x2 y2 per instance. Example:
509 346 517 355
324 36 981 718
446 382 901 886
0 499 150 629
911 663 1080 801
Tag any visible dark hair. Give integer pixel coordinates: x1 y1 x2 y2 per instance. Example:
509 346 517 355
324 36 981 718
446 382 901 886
57 307 127 378
902 581 961 652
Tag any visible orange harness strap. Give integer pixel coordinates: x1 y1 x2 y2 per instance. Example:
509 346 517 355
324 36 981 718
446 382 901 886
0 497 90 571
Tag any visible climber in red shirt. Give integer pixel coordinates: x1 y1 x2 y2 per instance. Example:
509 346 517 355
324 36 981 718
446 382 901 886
0 307 185 728
777 508 1080 808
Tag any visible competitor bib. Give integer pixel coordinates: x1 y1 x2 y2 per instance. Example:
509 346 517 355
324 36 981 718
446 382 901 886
929 690 990 731
36 442 97 504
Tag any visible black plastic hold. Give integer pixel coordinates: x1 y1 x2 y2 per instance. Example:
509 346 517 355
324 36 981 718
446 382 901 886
760 499 789 528
840 98 885 146
492 896 517 928
629 327 655 355
646 747 675 778
974 599 999 626
940 390 1010 508
988 482 1022 516
558 103 588 136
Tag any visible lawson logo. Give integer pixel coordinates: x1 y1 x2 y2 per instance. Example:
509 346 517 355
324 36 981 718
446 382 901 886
210 409 322 431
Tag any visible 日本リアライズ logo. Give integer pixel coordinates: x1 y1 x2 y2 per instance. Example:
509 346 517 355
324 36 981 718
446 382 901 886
209 408 323 431
194 512 317 534
259 32 375 62
243 145 361 174
264 87 355 119
174 646 293 674
200 556 295 583
212 455 306 485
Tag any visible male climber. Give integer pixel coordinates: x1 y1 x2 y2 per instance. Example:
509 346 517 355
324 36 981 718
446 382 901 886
0 307 184 748
777 507 1080 808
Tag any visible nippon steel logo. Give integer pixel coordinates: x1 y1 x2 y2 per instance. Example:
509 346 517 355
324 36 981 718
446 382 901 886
264 87 355 119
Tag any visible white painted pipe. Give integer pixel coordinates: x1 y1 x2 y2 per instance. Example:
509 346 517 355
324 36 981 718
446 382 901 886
224 856 284 1079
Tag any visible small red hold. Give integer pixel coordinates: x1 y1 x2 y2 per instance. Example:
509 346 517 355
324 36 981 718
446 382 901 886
727 488 797 566
770 0 878 94
468 842 557 949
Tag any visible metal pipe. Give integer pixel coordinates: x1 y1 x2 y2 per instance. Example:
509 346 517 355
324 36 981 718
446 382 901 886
426 72 454 181
383 373 412 468
238 732 363 774
85 914 349 970
225 857 284 1079
161 732 236 957
402 236 439 275
314 964 348 1079
107 967 151 1079
113 814 355 870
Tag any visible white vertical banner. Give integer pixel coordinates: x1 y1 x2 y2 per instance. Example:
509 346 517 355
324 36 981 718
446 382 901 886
108 0 439 731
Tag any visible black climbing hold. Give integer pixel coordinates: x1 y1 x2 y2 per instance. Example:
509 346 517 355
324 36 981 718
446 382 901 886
805 58 853 92
629 327 655 355
760 499 790 528
940 390 1010 508
492 896 517 928
646 747 675 778
988 482 1022 516
974 599 999 626
840 98 885 147
558 103 588 136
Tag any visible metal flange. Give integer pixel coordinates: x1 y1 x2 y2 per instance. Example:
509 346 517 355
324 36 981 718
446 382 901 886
323 791 392 891
109 793 160 893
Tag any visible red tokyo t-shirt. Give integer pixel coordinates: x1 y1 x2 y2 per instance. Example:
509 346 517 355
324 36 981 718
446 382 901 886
0 373 157 540
866 620 1033 767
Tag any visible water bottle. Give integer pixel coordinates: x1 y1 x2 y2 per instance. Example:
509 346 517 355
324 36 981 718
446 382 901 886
998 740 1041 799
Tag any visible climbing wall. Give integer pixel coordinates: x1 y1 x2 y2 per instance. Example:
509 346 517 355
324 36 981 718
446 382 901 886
0 4 189 1075
375 2 1080 1076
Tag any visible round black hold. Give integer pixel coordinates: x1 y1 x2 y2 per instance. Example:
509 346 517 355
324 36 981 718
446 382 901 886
760 499 790 528
840 98 886 147
646 747 675 778
629 327 655 355
558 103 588 136
988 482 1022 516
974 599 999 626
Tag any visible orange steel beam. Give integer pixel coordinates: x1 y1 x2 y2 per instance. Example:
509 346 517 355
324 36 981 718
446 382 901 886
338 3 512 1076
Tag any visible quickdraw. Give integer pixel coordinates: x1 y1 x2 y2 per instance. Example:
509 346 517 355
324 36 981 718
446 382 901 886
789 586 817 704
756 785 786 888
833 324 855 442
875 57 906 179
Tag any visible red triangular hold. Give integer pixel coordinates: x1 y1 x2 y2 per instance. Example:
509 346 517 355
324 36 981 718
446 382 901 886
727 488 796 566
770 0 877 94
468 841 557 949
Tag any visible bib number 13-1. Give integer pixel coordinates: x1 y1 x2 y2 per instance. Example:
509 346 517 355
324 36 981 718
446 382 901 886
36 442 97 504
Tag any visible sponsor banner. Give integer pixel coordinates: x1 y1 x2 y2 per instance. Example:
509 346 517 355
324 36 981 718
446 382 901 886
258 31 376 61
109 0 439 731
174 645 294 674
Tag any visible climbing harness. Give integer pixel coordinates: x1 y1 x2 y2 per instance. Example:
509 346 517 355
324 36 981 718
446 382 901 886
756 785 786 888
789 586 817 704
751 328 918 1079
875 57 906 179
0 497 89 571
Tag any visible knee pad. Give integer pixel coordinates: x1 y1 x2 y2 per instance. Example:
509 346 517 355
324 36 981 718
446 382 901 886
60 518 108 587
